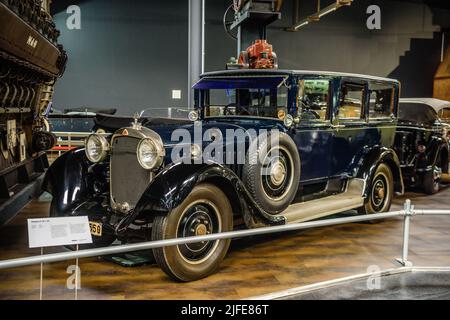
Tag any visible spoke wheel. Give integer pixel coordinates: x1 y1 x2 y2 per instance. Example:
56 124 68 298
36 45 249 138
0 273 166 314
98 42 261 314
359 163 393 220
176 201 221 264
152 183 233 281
223 4 237 40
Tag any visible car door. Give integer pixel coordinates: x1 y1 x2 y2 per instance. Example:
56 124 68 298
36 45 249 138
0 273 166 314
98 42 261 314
330 78 368 177
292 76 334 182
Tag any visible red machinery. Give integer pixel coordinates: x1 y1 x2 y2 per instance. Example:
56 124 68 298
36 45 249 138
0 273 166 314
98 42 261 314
224 1 282 70
238 39 278 69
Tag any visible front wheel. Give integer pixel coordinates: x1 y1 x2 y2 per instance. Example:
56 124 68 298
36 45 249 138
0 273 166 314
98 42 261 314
359 163 394 217
151 183 233 282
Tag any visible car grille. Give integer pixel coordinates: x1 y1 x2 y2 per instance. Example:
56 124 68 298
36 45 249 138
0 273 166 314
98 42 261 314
110 135 153 212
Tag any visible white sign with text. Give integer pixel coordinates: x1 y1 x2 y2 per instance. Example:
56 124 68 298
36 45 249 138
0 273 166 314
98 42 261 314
28 216 93 248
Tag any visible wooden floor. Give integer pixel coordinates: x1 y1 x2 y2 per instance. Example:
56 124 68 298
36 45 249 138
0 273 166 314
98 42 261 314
1 189 450 300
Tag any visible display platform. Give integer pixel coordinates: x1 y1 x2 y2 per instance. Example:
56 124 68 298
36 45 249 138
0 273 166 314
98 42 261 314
250 267 450 300
0 188 450 300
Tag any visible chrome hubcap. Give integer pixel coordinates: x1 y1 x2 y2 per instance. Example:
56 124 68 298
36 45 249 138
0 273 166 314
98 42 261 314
270 161 287 186
195 224 207 236
371 174 389 211
177 202 220 264
261 146 294 202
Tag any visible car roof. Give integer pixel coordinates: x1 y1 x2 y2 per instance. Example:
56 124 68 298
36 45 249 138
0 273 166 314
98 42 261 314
399 98 450 113
201 69 399 84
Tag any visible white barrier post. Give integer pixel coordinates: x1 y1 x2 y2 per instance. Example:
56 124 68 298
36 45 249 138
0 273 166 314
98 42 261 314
396 199 414 267
39 247 43 300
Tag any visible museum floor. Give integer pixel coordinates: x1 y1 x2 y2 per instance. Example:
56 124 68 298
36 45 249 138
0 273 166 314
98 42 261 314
0 189 450 300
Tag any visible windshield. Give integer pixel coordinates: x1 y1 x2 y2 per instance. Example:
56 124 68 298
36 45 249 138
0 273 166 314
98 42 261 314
195 76 289 119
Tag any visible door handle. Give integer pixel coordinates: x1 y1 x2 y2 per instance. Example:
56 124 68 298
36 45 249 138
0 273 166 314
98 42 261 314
332 124 345 129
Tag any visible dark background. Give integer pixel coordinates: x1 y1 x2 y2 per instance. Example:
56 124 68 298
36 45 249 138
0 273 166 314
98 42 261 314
50 0 450 115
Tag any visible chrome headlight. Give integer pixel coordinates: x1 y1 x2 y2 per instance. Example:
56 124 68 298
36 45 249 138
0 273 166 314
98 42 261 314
85 134 109 163
188 110 199 122
137 138 164 170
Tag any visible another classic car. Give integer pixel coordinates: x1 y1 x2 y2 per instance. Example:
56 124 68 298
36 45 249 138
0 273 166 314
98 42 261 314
46 107 117 133
394 98 450 194
43 69 403 281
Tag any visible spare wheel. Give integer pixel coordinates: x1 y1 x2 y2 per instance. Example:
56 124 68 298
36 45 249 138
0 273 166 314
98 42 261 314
243 131 300 215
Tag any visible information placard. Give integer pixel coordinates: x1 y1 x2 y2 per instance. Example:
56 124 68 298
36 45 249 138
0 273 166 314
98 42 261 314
27 216 93 248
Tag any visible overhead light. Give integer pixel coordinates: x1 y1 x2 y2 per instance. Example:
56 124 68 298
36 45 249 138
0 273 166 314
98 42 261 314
294 20 309 30
290 0 353 31
319 6 337 18
308 15 320 22
337 0 353 6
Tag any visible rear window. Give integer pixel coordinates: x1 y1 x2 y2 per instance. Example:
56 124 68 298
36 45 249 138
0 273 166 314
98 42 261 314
438 108 450 121
398 103 437 125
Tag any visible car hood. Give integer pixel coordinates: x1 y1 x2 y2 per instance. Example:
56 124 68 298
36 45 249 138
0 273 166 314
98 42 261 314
144 117 287 148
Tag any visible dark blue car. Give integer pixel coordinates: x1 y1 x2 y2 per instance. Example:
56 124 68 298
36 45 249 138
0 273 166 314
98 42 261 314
43 69 403 281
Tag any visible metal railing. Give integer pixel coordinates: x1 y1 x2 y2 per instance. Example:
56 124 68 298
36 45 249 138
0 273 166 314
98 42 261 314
0 199 448 270
47 131 90 162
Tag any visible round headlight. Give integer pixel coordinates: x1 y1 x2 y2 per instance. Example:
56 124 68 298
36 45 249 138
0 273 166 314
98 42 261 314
284 114 294 128
85 134 109 163
137 138 164 170
188 110 199 122
191 144 202 160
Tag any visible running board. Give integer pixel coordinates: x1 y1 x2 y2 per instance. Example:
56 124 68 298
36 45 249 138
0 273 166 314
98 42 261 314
280 179 365 224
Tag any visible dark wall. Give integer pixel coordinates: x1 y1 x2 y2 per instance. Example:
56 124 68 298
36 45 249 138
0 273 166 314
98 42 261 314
52 0 189 115
52 0 450 115
206 0 445 98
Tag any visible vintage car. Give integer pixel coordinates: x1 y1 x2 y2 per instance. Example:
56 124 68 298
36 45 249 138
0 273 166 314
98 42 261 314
43 69 403 281
394 98 450 194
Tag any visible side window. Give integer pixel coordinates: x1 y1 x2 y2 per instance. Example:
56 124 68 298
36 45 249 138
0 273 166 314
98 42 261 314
297 79 330 121
438 108 450 122
338 83 364 120
369 82 394 119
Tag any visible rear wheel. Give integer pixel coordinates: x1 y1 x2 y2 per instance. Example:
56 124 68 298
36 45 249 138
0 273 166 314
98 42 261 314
152 183 233 282
423 160 442 195
359 163 394 218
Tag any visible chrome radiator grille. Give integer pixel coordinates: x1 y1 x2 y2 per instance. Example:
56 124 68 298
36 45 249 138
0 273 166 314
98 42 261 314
110 136 153 212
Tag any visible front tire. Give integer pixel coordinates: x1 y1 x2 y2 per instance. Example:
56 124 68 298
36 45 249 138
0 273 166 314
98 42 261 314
359 163 394 217
152 183 233 282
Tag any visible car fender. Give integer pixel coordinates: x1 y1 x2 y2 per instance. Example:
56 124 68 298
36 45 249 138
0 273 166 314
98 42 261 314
353 146 404 197
42 148 91 215
118 162 286 234
428 136 448 168
438 141 449 173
